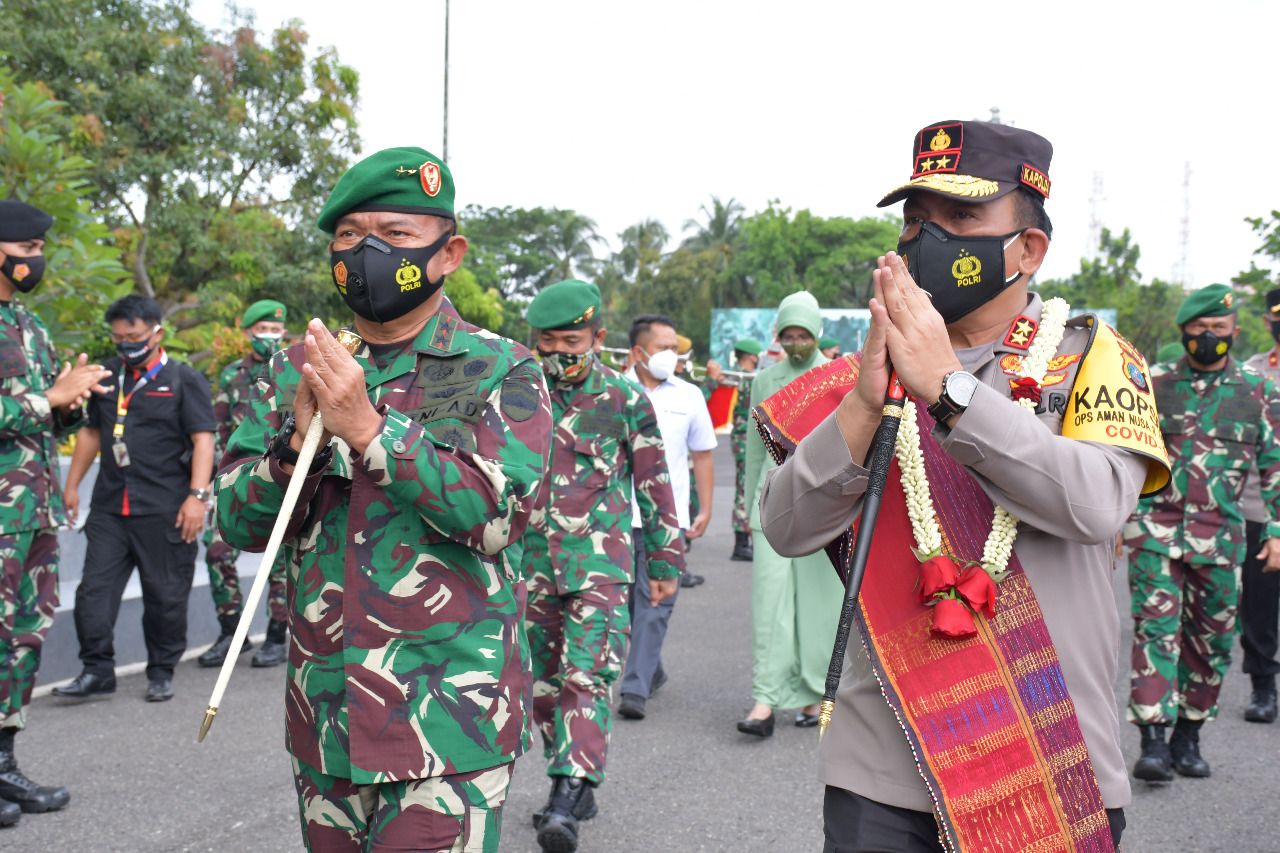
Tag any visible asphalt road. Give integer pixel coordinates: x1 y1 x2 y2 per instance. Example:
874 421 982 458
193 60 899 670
8 441 1279 852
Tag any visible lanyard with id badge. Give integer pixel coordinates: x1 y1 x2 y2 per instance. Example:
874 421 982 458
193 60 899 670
111 353 168 468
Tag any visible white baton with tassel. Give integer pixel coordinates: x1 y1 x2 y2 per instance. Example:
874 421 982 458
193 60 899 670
198 328 362 742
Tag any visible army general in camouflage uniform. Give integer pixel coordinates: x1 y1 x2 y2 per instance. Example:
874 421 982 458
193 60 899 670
198 299 290 670
705 337 760 562
1124 283 1280 784
215 148 552 853
521 279 684 853
0 201 105 822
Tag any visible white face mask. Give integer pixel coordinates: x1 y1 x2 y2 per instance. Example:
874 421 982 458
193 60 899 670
643 349 678 381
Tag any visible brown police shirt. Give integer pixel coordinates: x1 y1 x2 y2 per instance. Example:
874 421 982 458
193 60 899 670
758 301 1149 813
1240 349 1280 524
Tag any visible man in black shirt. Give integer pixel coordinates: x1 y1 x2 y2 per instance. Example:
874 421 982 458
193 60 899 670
54 295 216 703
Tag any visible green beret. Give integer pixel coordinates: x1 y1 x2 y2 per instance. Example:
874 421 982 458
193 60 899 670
0 200 53 242
241 299 287 328
526 279 601 330
1175 283 1236 326
317 147 455 234
733 338 762 356
1157 342 1184 362
819 336 839 350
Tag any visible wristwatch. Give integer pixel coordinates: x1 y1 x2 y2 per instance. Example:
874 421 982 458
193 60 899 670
270 414 334 473
189 487 211 501
926 371 980 422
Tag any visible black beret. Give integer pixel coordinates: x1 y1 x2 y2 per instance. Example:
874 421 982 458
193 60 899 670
0 200 54 242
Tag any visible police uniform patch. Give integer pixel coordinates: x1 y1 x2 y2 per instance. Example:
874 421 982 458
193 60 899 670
1003 315 1038 350
914 122 963 177
1020 163 1051 199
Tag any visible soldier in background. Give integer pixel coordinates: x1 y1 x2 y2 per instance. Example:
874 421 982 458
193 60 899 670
215 147 552 852
197 299 290 669
819 336 841 360
522 279 684 853
0 201 103 822
1237 286 1280 723
705 338 761 562
1124 283 1280 781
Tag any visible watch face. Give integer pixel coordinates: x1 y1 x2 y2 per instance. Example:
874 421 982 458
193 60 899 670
946 371 980 407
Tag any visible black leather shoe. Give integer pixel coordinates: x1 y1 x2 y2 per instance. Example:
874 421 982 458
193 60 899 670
679 571 705 588
0 797 18 826
730 531 754 562
252 639 288 668
0 769 69 814
536 777 597 852
533 776 597 830
1133 723 1173 781
145 679 174 703
617 693 646 720
51 671 116 701
795 710 821 728
1170 718 1210 778
737 713 775 738
1245 676 1278 723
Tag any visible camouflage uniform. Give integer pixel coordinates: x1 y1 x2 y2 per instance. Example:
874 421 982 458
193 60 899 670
0 299 82 729
521 357 683 785
725 375 753 534
204 354 286 622
215 300 552 849
1123 356 1280 723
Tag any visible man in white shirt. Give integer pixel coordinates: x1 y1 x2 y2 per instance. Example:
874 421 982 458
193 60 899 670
618 314 716 720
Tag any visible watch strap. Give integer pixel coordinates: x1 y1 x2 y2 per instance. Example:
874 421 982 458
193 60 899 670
927 372 967 422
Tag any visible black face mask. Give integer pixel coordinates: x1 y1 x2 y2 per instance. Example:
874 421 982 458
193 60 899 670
1182 329 1233 367
330 232 451 323
115 326 161 367
1 253 46 293
1269 319 1280 342
897 222 1027 324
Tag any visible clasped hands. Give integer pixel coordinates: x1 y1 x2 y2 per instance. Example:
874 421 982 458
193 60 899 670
845 252 962 418
290 319 381 459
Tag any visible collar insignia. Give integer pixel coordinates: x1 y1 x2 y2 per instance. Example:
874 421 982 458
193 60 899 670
1003 315 1038 350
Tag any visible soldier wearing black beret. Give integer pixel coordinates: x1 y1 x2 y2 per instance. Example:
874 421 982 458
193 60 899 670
0 200 111 824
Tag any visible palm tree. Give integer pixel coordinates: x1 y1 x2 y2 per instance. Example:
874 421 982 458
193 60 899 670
682 195 745 263
616 218 670 283
536 210 604 289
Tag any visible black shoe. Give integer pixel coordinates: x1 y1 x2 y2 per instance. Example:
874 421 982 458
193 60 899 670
252 620 289 667
650 668 668 698
730 531 754 562
533 776 597 830
536 777 596 852
795 710 821 728
1245 675 1278 723
1170 717 1210 778
0 733 70 814
679 571 705 588
51 671 116 701
198 613 254 668
737 713 775 738
0 797 18 826
617 693 646 720
145 678 174 703
1133 723 1173 782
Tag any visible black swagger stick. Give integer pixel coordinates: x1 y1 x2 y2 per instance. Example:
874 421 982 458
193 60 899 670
818 371 905 739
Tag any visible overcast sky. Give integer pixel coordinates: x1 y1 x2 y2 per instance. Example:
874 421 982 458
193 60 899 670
193 1 1280 293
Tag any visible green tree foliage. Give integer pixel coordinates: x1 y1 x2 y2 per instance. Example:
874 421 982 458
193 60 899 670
1229 212 1280 358
728 203 901 308
1036 228 1186 361
0 67 130 354
443 265 503 333
1 0 360 362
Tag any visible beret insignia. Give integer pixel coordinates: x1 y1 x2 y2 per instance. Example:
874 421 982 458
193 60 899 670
421 161 442 197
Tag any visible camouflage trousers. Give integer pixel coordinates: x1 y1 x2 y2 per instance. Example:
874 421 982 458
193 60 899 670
731 439 749 534
0 529 58 730
526 580 630 786
203 525 287 623
1128 549 1239 724
292 757 513 853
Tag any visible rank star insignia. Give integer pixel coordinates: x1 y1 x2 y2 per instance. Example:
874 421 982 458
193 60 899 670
1003 316 1038 350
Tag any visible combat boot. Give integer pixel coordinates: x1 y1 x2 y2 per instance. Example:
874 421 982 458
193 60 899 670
198 613 253 667
536 776 597 852
1132 723 1173 782
0 729 69 814
252 619 289 667
1245 674 1278 723
0 797 18 826
730 531 754 562
1169 717 1211 778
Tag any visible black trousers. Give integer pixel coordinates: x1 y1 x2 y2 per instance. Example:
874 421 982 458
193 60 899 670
1241 520 1280 677
74 511 198 681
822 787 1126 852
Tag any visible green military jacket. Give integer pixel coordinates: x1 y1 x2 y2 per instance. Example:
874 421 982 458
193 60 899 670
0 300 83 534
212 354 264 467
1125 355 1280 566
521 358 684 594
215 300 552 783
